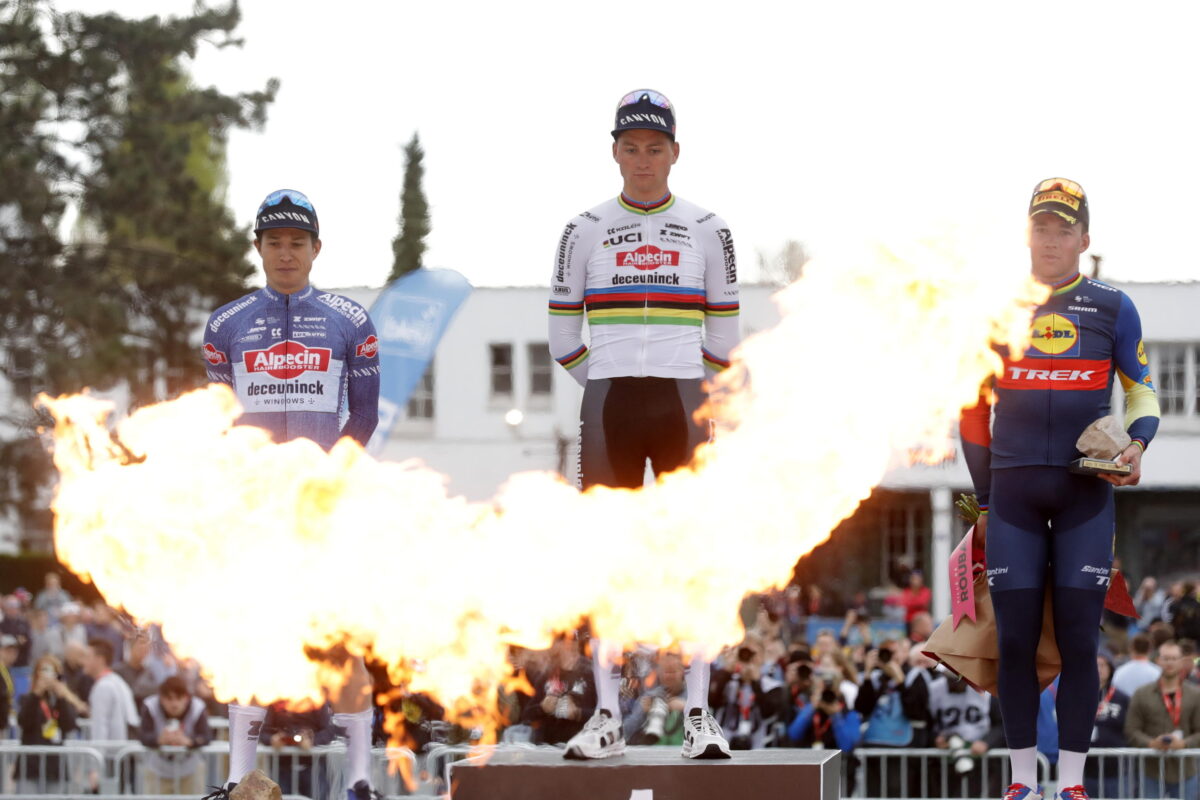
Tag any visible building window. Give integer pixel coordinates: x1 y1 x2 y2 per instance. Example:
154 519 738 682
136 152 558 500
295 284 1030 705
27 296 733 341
490 343 513 397
1147 343 1198 419
528 342 552 396
406 364 434 419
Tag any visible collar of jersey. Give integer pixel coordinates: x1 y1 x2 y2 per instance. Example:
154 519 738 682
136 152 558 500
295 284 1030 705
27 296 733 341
1050 272 1083 296
618 192 675 215
262 285 315 303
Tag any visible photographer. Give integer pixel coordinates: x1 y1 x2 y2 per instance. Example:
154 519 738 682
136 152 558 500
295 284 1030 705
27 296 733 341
16 654 84 792
521 632 596 746
787 680 860 751
711 636 785 750
625 651 687 746
930 673 1005 798
260 699 336 799
855 640 923 796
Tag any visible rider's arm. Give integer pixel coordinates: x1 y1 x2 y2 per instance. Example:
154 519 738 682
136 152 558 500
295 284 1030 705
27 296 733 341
1114 294 1160 452
959 379 994 510
202 313 234 386
700 220 740 377
549 217 593 387
340 316 381 446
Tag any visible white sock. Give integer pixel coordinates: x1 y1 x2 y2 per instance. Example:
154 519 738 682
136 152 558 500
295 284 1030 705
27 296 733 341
591 639 621 719
227 703 267 786
334 709 373 788
1057 749 1087 791
684 645 710 713
1009 746 1039 790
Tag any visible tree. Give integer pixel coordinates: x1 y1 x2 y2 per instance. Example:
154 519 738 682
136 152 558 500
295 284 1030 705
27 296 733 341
757 239 810 286
390 132 430 280
0 0 277 549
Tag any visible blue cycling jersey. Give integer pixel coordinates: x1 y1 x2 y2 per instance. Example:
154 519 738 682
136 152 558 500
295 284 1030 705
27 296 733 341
202 285 380 450
961 273 1160 507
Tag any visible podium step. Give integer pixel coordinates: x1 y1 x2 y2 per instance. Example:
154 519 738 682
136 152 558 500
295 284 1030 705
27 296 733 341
448 745 840 800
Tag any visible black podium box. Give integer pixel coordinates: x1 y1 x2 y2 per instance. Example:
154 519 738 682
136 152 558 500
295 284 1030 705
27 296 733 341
448 746 840 800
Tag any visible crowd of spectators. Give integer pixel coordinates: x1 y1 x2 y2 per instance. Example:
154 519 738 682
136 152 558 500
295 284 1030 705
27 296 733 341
6 567 1200 797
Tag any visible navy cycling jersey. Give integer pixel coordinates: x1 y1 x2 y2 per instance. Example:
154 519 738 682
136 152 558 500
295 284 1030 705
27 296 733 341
961 273 1160 506
202 285 380 450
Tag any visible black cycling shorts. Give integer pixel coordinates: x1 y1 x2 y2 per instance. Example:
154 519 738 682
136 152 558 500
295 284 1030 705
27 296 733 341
578 377 709 490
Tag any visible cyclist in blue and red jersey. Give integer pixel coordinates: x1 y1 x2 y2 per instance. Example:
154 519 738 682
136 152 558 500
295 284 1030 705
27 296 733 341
959 179 1160 800
548 90 738 761
201 190 381 800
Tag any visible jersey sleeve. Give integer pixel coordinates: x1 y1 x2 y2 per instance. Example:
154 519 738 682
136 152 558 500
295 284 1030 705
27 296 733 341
1114 293 1160 451
700 220 741 375
202 313 233 386
959 379 994 510
548 217 591 387
341 315 381 447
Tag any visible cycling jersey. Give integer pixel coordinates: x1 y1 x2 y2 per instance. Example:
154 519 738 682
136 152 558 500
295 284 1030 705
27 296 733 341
548 194 740 384
202 285 380 450
960 273 1160 507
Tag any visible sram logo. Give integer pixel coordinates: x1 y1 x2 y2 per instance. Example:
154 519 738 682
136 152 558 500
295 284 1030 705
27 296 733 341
242 341 331 379
616 245 679 270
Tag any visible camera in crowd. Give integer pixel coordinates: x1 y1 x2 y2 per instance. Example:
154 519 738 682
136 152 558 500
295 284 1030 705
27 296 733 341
946 734 975 774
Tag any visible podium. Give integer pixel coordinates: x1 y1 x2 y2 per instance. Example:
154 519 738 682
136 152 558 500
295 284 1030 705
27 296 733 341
448 746 840 800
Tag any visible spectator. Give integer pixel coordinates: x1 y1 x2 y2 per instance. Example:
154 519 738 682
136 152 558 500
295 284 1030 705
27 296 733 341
33 573 71 620
42 602 88 659
27 608 54 667
839 609 873 649
1136 576 1168 630
86 604 126 667
62 640 94 704
1170 582 1200 644
930 674 1005 798
908 611 934 646
896 570 932 623
521 632 595 745
1086 651 1132 798
1112 633 1161 697
1149 619 1176 651
117 630 163 706
139 675 212 794
15 654 81 793
261 700 336 799
0 634 18 734
1 595 33 668
902 648 941 748
787 681 860 750
84 638 138 740
1125 640 1200 799
624 651 687 745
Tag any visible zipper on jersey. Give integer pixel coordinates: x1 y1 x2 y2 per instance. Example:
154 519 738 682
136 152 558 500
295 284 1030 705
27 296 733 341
639 212 650 377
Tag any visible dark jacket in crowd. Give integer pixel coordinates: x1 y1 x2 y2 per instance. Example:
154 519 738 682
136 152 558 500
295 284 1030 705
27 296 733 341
17 691 79 780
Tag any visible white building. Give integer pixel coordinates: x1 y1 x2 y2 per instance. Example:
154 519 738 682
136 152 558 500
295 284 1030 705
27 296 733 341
341 279 1200 615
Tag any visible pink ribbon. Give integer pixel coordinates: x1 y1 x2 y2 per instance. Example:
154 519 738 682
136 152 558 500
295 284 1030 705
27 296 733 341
950 527 977 629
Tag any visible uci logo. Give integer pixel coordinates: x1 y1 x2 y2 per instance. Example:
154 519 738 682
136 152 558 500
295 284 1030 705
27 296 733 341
1030 313 1081 356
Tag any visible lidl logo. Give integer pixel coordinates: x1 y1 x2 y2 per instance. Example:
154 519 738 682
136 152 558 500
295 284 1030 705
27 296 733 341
1029 313 1080 357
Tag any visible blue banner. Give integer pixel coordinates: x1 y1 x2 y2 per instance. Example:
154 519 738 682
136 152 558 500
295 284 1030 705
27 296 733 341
366 268 472 454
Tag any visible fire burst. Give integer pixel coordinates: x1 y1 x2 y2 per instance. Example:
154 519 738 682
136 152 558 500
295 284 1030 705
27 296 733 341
41 232 1044 744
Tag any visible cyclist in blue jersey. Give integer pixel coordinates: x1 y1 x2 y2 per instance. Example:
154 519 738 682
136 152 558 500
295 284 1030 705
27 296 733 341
201 190 381 800
959 179 1160 800
548 90 737 760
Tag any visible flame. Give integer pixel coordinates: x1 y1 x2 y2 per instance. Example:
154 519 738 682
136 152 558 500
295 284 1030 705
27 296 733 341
41 231 1045 744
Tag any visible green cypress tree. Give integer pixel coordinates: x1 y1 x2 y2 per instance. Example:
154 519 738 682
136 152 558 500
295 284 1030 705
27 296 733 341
389 132 430 280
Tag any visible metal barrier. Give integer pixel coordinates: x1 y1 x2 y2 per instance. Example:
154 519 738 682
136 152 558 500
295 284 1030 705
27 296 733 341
0 741 417 799
851 747 1053 798
1084 747 1200 799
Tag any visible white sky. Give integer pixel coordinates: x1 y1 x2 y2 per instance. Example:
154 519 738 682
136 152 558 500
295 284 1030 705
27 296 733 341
61 0 1200 289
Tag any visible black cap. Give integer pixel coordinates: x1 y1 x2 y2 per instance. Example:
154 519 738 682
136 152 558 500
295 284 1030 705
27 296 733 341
254 189 319 236
1029 178 1089 230
612 89 676 140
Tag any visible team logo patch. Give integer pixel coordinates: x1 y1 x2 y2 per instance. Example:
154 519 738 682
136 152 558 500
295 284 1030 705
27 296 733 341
356 335 379 358
616 245 679 271
1137 339 1148 366
202 343 227 365
242 341 332 379
1029 313 1081 357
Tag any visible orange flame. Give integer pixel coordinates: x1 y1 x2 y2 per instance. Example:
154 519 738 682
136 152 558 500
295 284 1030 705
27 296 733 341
40 232 1045 744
